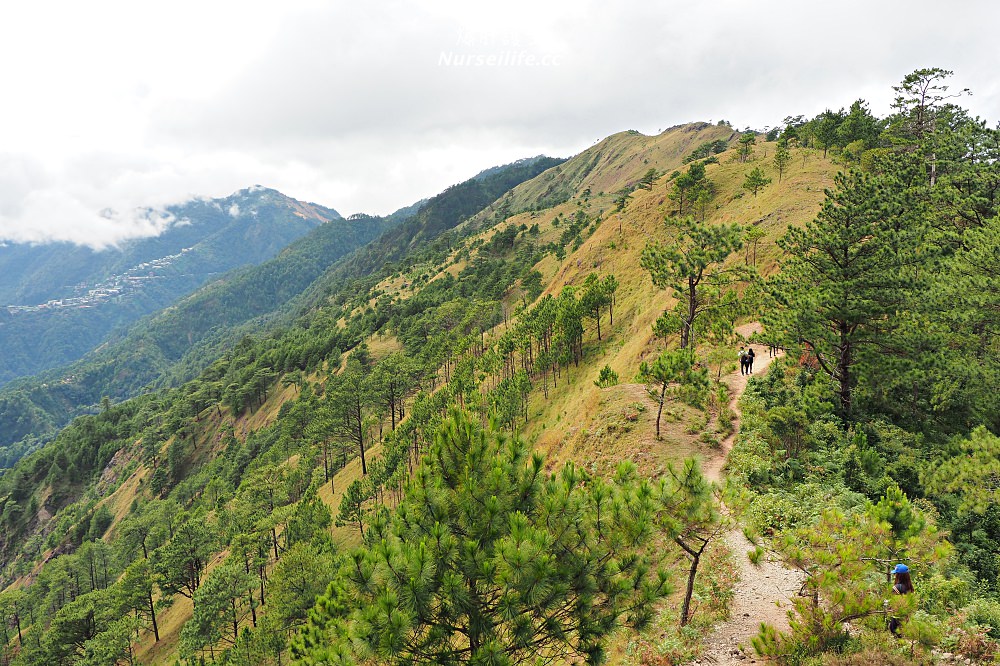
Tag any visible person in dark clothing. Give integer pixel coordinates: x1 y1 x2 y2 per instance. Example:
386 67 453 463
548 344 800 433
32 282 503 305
888 563 913 636
892 563 913 595
738 347 747 376
746 347 755 374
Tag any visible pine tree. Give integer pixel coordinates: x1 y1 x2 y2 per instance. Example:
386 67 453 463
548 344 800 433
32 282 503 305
772 145 791 183
639 348 709 439
294 410 671 665
738 131 756 163
742 166 772 197
326 357 374 475
763 169 923 419
180 562 259 656
658 459 725 627
641 216 744 349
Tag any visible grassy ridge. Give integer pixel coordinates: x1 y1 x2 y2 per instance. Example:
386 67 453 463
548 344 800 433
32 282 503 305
0 126 841 665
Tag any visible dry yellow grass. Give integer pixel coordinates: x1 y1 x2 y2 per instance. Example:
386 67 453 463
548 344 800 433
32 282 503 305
68 125 841 665
463 137 837 495
133 549 230 665
315 441 382 551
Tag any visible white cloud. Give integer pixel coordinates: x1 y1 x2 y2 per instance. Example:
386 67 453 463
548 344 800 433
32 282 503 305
0 0 998 247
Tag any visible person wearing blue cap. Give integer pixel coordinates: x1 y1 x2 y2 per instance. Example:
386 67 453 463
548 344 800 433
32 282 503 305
892 563 913 595
888 563 913 635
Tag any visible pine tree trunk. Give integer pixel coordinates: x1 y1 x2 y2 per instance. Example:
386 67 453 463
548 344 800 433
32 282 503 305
677 537 708 627
149 591 159 641
656 383 667 439
232 598 239 645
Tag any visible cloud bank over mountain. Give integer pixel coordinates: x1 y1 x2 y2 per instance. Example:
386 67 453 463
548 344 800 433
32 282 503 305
1 0 997 248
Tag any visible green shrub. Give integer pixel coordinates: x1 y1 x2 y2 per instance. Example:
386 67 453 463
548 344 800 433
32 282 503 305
594 365 619 388
913 572 972 618
902 610 945 647
965 598 1000 638
726 432 775 487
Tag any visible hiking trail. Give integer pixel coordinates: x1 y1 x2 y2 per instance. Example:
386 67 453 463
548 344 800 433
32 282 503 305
696 323 803 665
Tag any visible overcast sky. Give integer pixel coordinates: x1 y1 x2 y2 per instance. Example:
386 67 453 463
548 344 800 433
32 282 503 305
1 0 997 248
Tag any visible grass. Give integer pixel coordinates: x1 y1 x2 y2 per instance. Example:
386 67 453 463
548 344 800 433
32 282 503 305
46 125 841 665
609 537 740 665
316 441 383 551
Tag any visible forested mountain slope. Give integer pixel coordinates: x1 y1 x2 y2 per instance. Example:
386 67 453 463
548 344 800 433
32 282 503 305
0 156 564 466
0 188 341 387
0 212 391 461
0 120 838 665
1 71 998 666
0 187 341 306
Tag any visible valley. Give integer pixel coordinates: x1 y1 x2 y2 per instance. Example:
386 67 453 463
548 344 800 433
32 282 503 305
0 69 997 666
6 246 198 314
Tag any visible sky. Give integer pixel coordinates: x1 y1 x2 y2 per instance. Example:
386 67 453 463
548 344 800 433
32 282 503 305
1 0 998 248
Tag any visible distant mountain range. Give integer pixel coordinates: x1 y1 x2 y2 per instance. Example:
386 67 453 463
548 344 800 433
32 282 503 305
0 155 563 459
0 187 341 386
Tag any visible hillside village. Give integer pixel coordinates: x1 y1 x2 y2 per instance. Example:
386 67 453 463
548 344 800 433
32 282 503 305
0 68 997 666
5 247 196 314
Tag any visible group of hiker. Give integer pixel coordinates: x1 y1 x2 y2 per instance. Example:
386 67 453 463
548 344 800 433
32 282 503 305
732 341 914 637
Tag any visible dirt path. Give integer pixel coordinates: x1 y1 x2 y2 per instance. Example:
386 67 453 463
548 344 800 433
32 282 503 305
696 324 802 665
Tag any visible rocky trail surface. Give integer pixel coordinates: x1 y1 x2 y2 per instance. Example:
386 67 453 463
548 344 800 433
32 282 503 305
697 324 803 665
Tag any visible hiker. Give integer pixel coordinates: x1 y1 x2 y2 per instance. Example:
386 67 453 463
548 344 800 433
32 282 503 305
738 347 747 375
888 563 913 636
746 347 755 374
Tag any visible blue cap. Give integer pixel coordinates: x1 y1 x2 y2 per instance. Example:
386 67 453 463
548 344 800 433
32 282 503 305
892 564 909 574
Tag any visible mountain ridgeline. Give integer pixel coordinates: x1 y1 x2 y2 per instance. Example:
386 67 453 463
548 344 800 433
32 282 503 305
1 70 999 666
0 121 755 664
0 156 565 463
0 187 342 387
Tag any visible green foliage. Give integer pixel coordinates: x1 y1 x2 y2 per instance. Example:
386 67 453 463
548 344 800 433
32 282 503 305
637 167 659 190
180 561 259 656
657 459 725 626
742 166 772 196
814 108 847 158
756 501 946 661
837 99 884 150
641 216 744 349
932 216 1000 429
152 509 216 599
888 67 969 145
267 542 337 633
763 169 924 419
613 185 634 211
683 138 728 163
0 156 564 461
773 145 792 182
581 272 614 341
639 348 709 438
738 132 757 163
295 410 672 665
595 365 619 388
335 479 369 534
5 69 1000 666
965 599 1000 639
668 161 714 219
